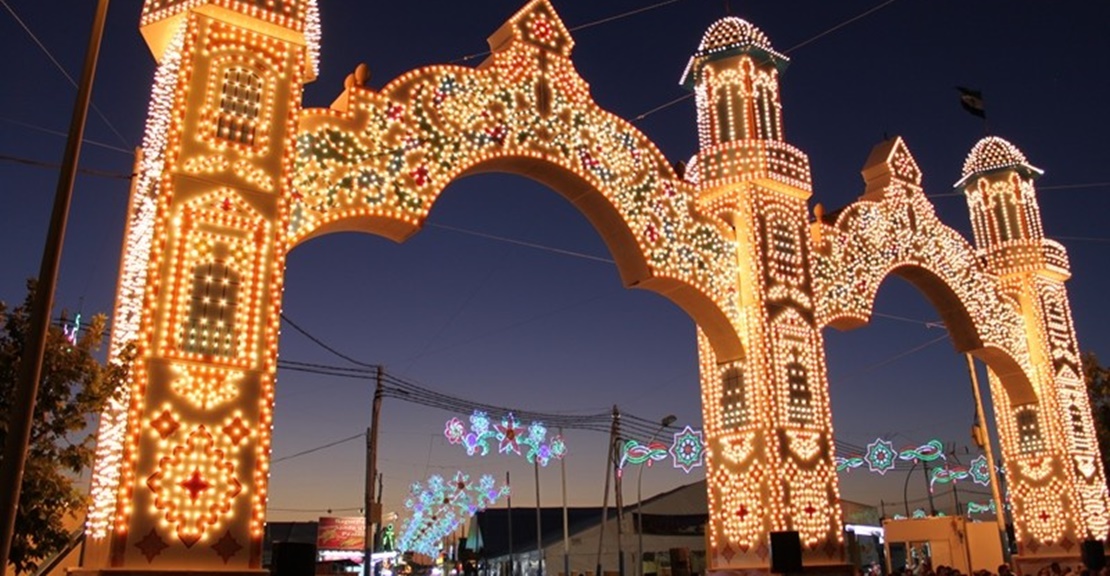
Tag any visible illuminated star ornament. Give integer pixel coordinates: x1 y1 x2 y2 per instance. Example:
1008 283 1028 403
669 426 704 473
864 438 896 475
968 455 991 486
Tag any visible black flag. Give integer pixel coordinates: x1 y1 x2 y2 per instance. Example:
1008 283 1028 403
957 86 986 119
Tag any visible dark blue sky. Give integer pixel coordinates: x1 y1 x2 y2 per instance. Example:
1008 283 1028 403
1 0 1108 523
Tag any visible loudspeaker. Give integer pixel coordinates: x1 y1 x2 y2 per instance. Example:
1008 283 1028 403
272 541 316 576
1081 540 1106 571
770 531 803 574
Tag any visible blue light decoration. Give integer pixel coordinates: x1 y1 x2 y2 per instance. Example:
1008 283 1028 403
968 455 991 486
966 501 996 515
864 438 897 475
619 438 669 474
670 425 704 474
444 411 566 466
64 313 81 345
399 472 509 556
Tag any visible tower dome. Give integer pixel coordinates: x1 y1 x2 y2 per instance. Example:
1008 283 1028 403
957 136 1042 187
698 17 778 55
681 16 788 88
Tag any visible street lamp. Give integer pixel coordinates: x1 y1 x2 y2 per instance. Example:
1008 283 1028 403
637 415 676 576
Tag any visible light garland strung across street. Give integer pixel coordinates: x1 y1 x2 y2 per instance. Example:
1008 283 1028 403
399 472 509 557
838 438 950 476
444 411 567 466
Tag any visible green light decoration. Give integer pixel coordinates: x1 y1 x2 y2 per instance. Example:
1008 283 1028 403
669 425 704 474
835 456 864 472
381 524 396 552
898 439 945 463
968 455 990 486
912 508 928 519
843 437 953 476
892 514 907 520
966 501 996 515
619 438 669 472
864 438 897 475
929 466 970 491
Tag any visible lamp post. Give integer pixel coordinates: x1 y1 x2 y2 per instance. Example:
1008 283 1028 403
636 415 676 576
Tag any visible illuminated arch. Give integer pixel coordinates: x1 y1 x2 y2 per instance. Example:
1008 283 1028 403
287 1 743 361
812 137 1034 402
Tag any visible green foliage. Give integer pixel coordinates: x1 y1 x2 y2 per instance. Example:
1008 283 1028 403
1083 351 1110 490
0 280 128 574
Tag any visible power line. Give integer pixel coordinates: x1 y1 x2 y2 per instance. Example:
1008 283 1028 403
0 117 133 155
451 0 687 64
0 0 130 147
633 0 901 122
0 153 133 180
781 0 898 53
429 223 614 264
271 432 365 464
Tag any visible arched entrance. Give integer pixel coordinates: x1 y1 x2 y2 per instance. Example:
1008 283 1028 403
77 1 1106 574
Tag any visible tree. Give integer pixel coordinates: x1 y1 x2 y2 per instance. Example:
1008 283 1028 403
1083 351 1110 491
0 280 128 574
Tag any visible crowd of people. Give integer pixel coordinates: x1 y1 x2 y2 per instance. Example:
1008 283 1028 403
869 560 1109 576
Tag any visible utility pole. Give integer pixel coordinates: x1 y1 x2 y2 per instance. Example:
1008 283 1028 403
364 367 384 576
595 406 620 576
508 471 514 576
560 427 569 576
0 0 110 568
535 459 543 576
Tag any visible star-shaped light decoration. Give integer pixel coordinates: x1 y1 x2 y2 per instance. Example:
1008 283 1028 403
670 426 704 474
969 455 991 486
495 413 526 454
865 438 896 475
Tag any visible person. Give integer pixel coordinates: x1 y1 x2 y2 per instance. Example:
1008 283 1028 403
999 564 1013 576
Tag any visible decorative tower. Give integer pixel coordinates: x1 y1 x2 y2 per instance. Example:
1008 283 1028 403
683 17 847 572
958 137 1109 565
81 0 320 572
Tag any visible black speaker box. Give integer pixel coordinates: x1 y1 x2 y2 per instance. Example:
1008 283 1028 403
770 530 803 574
272 541 317 576
1081 540 1106 571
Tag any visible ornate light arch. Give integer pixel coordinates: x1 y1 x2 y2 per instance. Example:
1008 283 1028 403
812 137 1035 401
287 0 743 360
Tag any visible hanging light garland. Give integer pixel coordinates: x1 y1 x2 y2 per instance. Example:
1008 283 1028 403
444 411 567 466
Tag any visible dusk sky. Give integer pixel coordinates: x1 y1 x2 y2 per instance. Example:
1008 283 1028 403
1 0 1108 527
